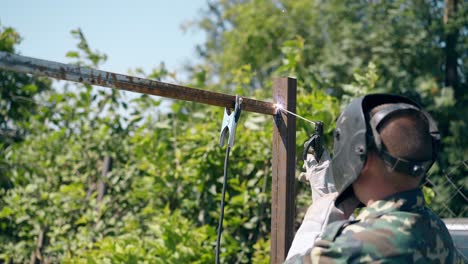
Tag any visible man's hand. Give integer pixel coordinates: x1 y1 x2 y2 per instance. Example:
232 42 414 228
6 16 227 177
299 149 337 201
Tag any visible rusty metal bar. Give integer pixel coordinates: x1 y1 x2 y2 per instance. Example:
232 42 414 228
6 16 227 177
0 52 275 115
271 77 296 263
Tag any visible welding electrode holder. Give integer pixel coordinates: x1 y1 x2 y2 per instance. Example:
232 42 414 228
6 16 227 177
302 121 324 162
219 95 243 148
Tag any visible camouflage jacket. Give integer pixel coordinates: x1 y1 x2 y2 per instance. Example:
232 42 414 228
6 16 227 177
286 188 466 263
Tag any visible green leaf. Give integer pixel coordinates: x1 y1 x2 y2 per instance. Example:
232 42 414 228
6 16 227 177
66 51 80 58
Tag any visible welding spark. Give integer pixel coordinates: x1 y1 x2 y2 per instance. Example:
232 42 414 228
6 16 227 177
275 104 318 125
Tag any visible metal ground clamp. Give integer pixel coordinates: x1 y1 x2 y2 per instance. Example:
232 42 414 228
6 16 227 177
219 95 243 147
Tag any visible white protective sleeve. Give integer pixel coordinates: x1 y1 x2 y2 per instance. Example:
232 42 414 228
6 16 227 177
286 150 342 261
285 193 345 260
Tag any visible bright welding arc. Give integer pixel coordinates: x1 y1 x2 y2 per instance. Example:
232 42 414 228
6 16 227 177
275 103 319 125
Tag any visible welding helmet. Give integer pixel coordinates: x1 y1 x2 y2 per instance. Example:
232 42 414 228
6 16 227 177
332 94 440 204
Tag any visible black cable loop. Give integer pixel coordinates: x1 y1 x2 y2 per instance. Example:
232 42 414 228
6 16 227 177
215 146 231 264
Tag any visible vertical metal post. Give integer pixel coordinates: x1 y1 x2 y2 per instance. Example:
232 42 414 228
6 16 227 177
271 77 296 263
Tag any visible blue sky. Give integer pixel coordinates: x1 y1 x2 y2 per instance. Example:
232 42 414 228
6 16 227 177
1 0 207 78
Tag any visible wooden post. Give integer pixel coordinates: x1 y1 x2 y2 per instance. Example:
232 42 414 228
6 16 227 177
271 77 296 263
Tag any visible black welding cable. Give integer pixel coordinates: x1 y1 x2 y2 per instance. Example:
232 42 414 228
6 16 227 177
215 145 231 264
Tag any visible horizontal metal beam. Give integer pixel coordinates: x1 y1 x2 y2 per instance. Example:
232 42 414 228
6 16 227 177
0 52 276 115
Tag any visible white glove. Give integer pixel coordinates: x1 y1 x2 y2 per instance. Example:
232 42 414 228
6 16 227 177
298 149 337 201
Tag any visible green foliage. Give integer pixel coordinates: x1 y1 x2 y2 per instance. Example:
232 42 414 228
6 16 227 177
67 28 108 67
193 0 464 95
0 24 52 193
61 208 214 263
0 25 51 141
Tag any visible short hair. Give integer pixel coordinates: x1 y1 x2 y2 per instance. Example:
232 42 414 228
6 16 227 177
370 104 433 161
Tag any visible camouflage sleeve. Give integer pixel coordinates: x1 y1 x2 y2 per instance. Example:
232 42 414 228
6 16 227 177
285 221 414 264
304 235 414 264
286 220 466 264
